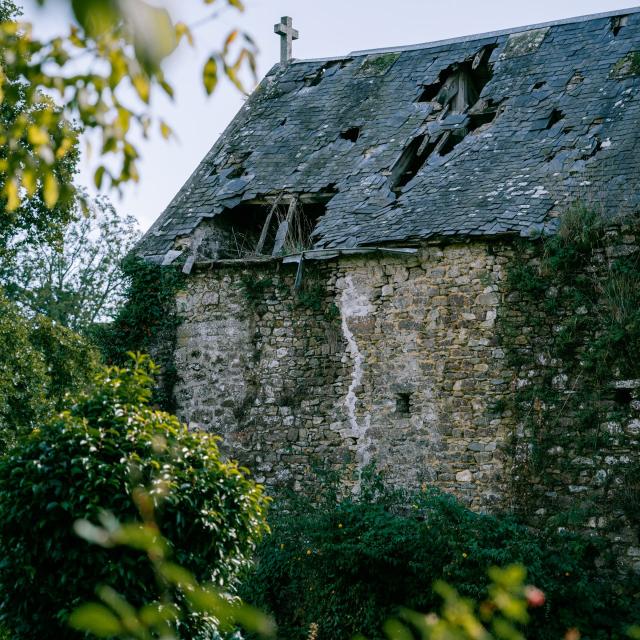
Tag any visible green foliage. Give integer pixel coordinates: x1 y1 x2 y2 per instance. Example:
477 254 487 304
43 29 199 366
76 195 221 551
0 289 97 452
502 207 640 497
1 193 140 332
379 564 536 640
0 0 256 211
240 274 275 305
29 313 100 407
0 289 48 450
358 53 400 76
0 0 79 254
70 492 275 640
240 479 638 640
296 282 326 312
91 257 185 410
0 355 270 639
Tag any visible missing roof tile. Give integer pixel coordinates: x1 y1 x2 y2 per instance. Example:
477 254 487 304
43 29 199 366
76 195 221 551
416 45 496 114
340 127 361 142
533 80 547 90
566 72 584 94
611 15 629 36
390 135 435 193
304 60 348 87
391 93 502 193
546 109 565 130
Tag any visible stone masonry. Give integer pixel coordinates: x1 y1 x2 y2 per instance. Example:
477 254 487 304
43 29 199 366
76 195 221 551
172 233 640 570
174 242 512 510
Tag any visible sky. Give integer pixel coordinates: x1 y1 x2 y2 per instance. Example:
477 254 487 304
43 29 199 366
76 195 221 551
20 0 640 231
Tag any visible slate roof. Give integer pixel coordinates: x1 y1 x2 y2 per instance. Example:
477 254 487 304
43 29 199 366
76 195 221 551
137 7 640 263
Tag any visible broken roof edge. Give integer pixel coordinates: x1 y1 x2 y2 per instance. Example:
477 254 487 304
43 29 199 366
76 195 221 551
287 5 640 64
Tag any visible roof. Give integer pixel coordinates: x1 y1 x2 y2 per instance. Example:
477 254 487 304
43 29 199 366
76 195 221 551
137 7 640 264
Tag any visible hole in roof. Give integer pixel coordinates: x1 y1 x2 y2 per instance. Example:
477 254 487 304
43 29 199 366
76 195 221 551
304 60 347 87
210 151 252 178
280 117 287 127
390 97 503 193
212 195 335 259
546 109 565 130
611 15 629 36
340 127 360 143
390 135 434 193
566 72 584 93
533 80 546 90
415 45 497 113
582 136 603 160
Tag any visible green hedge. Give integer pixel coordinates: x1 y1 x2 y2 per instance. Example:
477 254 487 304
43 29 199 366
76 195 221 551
240 478 639 640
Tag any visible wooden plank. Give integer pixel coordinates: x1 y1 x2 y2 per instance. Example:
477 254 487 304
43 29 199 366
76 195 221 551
255 196 282 255
272 198 297 256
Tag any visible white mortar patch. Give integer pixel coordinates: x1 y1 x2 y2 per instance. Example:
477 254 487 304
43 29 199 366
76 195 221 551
338 275 374 468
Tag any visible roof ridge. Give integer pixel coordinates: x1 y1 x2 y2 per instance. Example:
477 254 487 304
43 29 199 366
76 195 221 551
289 5 640 64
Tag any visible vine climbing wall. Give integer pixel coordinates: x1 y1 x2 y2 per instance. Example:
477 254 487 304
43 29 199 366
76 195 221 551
170 211 640 571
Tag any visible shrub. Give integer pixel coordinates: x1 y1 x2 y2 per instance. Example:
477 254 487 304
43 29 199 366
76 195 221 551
0 356 269 639
240 478 639 640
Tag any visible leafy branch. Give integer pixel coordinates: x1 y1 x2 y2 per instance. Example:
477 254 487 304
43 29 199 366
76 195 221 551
0 0 258 211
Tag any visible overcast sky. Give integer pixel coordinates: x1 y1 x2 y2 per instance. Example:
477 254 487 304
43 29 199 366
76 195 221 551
21 0 640 231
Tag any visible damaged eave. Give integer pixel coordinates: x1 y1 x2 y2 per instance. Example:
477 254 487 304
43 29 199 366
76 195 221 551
188 246 420 273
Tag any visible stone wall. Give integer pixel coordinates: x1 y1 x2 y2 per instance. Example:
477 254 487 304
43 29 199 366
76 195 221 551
174 243 514 510
171 233 640 569
497 223 640 572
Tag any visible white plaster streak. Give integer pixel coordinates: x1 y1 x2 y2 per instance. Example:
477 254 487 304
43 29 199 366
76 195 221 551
339 276 373 466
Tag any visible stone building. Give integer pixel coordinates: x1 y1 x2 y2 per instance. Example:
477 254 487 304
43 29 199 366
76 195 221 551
137 9 640 560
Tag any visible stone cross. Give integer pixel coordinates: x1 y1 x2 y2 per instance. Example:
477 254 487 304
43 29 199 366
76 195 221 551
274 16 299 65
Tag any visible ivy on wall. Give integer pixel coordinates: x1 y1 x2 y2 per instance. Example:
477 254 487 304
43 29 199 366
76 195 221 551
498 205 640 533
91 256 185 411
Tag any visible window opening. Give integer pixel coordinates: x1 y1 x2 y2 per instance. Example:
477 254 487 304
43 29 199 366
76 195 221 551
395 393 412 417
614 387 633 405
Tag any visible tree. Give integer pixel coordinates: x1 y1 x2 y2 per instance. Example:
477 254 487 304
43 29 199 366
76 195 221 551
1 192 140 332
0 355 270 639
0 289 98 452
0 0 80 253
0 0 257 215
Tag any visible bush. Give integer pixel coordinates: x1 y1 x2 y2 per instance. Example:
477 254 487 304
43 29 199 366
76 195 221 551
240 477 639 640
0 356 269 639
